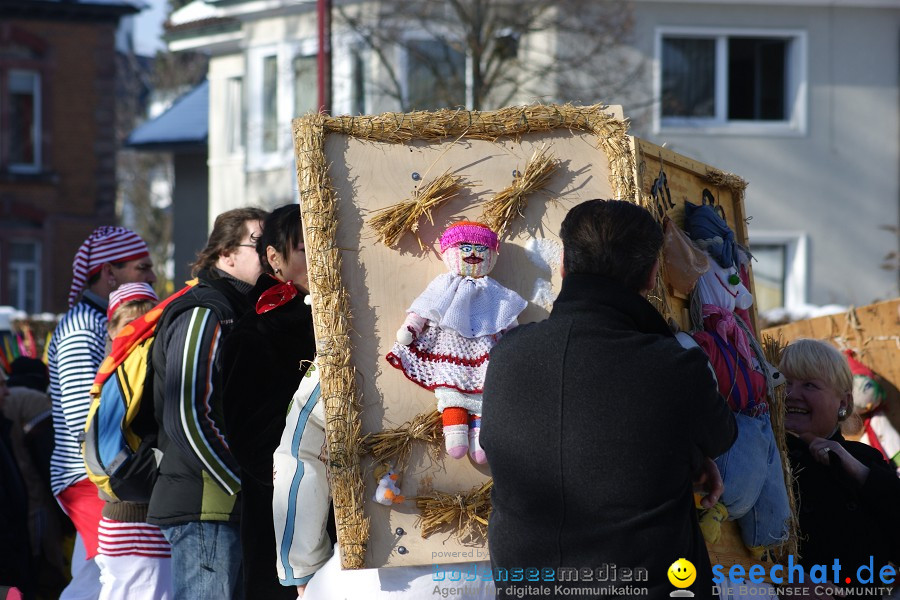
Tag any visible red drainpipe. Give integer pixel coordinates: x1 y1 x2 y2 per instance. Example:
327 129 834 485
317 0 331 114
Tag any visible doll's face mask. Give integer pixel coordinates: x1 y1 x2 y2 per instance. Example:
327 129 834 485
442 242 498 278
852 374 884 413
696 258 753 312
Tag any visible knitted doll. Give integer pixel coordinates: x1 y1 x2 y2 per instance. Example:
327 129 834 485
845 350 900 471
386 222 527 464
685 203 790 553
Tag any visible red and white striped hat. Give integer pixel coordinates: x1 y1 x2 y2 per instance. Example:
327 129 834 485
68 226 150 307
107 282 159 321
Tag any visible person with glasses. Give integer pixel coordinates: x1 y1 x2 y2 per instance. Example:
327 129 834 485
146 207 268 599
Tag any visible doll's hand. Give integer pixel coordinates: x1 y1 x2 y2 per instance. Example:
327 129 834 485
397 327 414 345
397 313 426 345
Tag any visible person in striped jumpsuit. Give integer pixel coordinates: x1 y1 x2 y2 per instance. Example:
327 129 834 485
48 226 155 600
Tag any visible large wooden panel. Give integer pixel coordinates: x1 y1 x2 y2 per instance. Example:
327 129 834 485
293 104 762 570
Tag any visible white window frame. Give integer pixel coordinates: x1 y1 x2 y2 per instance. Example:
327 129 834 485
749 231 808 311
8 69 42 173
653 27 807 137
8 239 41 313
225 75 245 157
246 39 318 172
292 52 319 119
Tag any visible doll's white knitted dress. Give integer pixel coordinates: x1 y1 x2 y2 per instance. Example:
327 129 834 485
387 272 526 394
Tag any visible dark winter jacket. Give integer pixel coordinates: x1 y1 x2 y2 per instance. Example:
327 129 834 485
147 269 255 526
481 273 736 600
0 416 31 593
788 432 900 592
220 274 316 599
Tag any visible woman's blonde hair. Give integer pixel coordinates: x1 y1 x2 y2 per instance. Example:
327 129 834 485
108 299 157 339
779 338 853 398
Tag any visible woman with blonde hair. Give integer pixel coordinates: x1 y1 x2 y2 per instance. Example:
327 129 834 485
780 338 900 594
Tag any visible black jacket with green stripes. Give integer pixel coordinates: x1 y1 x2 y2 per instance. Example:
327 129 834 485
147 269 255 526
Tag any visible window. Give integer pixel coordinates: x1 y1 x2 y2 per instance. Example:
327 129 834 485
293 54 318 117
5 70 42 171
749 232 808 312
225 76 244 155
750 245 785 312
656 28 806 134
404 39 465 111
8 240 41 313
248 41 318 170
262 55 278 153
350 48 366 115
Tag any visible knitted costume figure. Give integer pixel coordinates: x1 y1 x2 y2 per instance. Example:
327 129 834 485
685 203 790 551
845 350 900 471
386 222 527 463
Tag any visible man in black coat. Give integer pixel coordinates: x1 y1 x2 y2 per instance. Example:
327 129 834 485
481 199 736 600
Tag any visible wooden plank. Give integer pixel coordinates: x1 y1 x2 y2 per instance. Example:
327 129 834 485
295 105 768 570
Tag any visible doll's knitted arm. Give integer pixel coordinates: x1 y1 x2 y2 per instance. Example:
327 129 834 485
396 312 427 345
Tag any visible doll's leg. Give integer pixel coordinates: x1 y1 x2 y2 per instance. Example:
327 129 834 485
468 414 486 464
435 388 483 460
442 407 469 459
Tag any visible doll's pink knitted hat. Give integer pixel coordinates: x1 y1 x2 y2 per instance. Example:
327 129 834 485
439 221 499 253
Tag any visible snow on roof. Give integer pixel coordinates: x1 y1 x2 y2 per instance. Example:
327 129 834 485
168 0 219 27
127 80 208 149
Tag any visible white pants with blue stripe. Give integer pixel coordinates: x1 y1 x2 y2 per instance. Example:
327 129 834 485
272 364 333 586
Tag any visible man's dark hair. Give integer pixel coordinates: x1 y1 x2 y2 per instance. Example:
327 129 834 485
191 207 269 277
559 199 663 293
257 204 302 275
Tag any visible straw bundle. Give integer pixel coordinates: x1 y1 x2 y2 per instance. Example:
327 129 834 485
293 114 369 569
702 168 748 208
415 480 493 543
367 172 468 249
762 334 800 559
360 410 443 471
479 146 560 238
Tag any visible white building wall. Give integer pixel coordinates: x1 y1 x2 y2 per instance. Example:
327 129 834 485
208 53 248 221
621 2 900 307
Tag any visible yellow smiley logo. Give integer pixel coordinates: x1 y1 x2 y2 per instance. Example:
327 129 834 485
667 558 696 588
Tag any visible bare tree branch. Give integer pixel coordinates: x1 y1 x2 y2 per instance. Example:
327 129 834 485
334 0 645 112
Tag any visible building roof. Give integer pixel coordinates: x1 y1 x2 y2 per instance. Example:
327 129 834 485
0 0 142 19
127 80 208 152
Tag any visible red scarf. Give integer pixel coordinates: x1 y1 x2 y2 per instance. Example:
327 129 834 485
256 279 298 314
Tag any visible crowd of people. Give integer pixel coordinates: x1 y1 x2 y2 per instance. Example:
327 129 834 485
0 199 897 600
